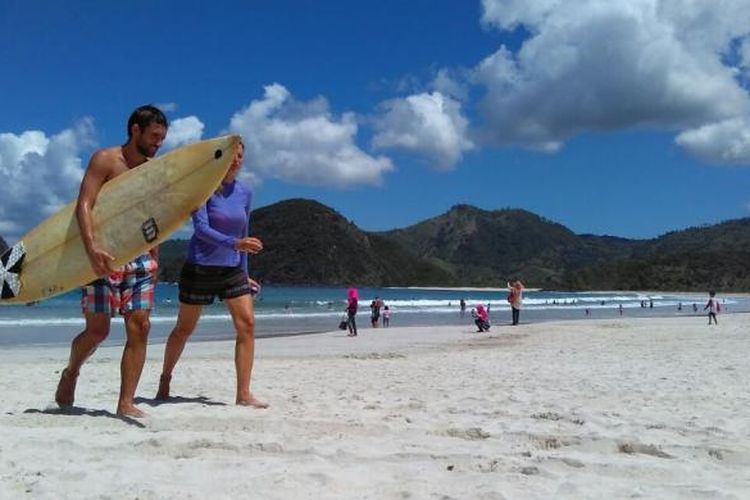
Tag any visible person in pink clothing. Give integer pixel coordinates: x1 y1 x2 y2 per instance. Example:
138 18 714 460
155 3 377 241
382 306 391 327
346 287 359 336
474 304 490 332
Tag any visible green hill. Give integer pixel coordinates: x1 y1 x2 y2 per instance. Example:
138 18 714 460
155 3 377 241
564 219 750 290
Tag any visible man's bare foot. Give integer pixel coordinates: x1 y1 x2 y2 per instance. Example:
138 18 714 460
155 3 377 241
236 395 269 409
116 403 146 418
155 374 171 400
55 368 78 407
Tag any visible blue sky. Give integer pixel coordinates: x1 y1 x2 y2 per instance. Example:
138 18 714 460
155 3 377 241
2 0 750 243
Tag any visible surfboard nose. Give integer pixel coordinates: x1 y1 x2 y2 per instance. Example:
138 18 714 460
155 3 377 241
212 134 241 162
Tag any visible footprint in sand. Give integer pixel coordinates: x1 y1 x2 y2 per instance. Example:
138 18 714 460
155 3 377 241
444 427 490 440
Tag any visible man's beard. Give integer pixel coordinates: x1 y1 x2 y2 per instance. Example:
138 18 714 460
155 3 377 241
136 140 156 157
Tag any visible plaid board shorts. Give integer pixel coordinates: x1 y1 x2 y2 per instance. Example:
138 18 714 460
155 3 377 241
80 253 157 316
178 263 251 305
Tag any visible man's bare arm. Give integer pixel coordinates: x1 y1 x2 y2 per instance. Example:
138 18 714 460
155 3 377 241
76 150 116 277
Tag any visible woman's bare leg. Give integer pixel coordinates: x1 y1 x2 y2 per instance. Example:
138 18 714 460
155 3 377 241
225 294 267 408
155 303 202 400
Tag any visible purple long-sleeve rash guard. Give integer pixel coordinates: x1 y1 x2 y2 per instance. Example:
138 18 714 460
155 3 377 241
186 181 252 275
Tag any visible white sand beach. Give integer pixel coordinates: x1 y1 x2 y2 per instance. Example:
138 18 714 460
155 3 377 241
1 315 749 499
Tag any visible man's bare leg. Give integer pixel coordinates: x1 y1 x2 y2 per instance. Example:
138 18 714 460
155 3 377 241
226 295 268 408
116 309 150 417
155 303 202 400
56 313 111 407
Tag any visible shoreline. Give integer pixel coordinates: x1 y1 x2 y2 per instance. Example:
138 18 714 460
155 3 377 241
2 303 741 350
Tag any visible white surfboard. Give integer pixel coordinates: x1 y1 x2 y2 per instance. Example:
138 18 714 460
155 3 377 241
0 135 240 304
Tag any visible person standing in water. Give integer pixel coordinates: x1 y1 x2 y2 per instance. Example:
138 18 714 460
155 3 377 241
382 305 391 327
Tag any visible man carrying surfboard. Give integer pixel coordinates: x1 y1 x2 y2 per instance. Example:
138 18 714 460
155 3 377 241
55 105 168 418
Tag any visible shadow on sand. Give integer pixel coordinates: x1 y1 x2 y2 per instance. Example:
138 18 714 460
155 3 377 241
134 395 227 408
23 406 145 428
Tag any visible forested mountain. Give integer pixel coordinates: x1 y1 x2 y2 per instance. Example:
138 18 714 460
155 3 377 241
248 199 453 286
382 204 641 288
3 200 748 291
563 220 750 290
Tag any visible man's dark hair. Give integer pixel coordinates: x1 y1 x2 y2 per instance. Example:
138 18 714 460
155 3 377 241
127 105 168 139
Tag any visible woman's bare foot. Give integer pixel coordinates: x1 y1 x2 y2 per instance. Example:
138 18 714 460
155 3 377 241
55 368 79 407
116 403 146 418
155 374 171 400
236 395 269 409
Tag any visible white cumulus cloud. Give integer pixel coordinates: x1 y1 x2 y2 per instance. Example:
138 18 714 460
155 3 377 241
676 117 750 165
474 0 750 162
163 116 205 150
373 91 474 169
0 119 96 242
229 83 393 187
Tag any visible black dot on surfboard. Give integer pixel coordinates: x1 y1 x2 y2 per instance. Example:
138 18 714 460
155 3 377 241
214 149 222 159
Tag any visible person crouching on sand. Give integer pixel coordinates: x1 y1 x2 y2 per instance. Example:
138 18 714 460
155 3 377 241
474 304 490 332
155 140 267 408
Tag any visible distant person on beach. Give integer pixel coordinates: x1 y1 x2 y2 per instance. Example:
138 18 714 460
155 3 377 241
619 304 623 316
459 298 466 316
678 302 682 312
54 105 168 418
383 306 391 327
704 291 721 325
474 304 490 332
155 140 268 409
692 303 698 313
370 297 383 327
507 280 524 325
346 287 358 337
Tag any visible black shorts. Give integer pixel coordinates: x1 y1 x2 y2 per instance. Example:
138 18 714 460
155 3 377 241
178 263 251 305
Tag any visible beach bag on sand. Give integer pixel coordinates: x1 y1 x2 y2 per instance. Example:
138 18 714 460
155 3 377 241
338 316 349 330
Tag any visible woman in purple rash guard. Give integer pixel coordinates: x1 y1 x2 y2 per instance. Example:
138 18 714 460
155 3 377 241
156 140 268 408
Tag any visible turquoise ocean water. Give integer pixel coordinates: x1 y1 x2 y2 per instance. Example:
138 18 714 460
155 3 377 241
0 285 745 347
